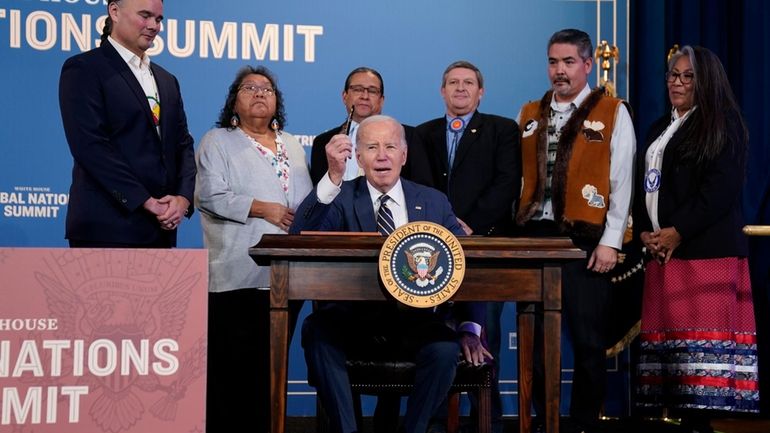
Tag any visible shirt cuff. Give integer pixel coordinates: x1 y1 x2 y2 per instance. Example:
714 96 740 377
458 321 482 337
316 172 342 204
598 227 624 250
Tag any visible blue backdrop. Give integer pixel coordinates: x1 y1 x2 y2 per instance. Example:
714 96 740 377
0 0 640 418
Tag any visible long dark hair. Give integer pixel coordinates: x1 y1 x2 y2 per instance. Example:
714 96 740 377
216 65 287 130
669 45 748 162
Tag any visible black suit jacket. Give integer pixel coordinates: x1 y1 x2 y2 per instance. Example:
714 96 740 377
409 111 520 236
59 40 196 246
634 113 748 258
310 123 415 185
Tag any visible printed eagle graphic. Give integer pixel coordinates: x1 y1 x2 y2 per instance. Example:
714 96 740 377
406 250 440 281
35 256 199 432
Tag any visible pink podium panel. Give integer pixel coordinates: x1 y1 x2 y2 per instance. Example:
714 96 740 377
0 248 208 433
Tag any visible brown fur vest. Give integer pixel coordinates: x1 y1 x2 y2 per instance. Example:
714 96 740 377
517 88 623 243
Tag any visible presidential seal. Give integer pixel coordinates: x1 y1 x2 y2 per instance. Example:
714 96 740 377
378 221 465 308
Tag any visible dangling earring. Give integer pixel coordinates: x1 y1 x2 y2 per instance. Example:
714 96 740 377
230 114 239 127
270 118 280 132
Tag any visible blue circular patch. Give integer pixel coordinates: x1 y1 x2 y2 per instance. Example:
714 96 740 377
644 168 661 193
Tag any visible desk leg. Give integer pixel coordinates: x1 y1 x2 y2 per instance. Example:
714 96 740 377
543 310 561 433
270 261 290 433
543 265 562 433
518 304 535 433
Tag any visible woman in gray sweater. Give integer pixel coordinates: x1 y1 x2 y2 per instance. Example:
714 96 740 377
195 65 312 433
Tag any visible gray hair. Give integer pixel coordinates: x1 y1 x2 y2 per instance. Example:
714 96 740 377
356 115 406 148
667 45 695 72
441 60 484 88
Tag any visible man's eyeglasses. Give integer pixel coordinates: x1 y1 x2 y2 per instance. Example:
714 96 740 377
239 84 275 96
665 71 694 85
347 85 382 97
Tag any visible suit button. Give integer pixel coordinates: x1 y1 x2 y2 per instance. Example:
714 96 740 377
122 199 127 204
442 172 447 177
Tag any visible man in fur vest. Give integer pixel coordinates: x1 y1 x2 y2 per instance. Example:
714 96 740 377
515 28 636 433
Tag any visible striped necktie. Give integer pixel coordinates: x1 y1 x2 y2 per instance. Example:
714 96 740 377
376 194 395 236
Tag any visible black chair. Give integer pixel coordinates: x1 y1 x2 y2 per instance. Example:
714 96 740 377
316 359 493 433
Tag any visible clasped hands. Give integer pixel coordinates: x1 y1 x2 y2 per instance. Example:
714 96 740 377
640 227 681 264
262 202 295 232
249 199 294 232
144 195 189 231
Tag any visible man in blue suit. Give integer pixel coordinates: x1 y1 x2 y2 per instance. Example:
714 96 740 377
291 115 489 433
59 0 195 248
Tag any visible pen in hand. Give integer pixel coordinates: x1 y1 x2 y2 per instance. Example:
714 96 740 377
341 105 355 159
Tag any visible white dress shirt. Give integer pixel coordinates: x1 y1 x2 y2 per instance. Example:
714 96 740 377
645 106 696 231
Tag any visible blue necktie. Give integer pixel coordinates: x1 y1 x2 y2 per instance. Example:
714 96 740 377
377 194 395 236
448 131 459 169
447 117 466 169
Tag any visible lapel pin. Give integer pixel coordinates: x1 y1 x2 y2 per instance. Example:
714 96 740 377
470 129 477 133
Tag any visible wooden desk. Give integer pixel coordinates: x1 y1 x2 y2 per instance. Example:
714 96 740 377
250 235 584 433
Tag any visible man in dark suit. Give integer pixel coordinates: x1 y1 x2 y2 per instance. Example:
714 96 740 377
291 115 489 433
310 67 414 185
409 60 520 237
59 0 195 248
409 60 520 432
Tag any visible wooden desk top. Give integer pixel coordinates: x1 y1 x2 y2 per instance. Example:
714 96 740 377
250 235 585 263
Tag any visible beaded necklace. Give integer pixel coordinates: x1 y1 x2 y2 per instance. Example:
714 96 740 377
240 128 290 196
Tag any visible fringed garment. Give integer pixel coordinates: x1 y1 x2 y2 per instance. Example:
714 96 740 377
637 257 759 413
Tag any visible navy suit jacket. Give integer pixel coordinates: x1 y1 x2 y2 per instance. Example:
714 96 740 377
59 40 196 246
290 177 484 325
409 111 520 236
